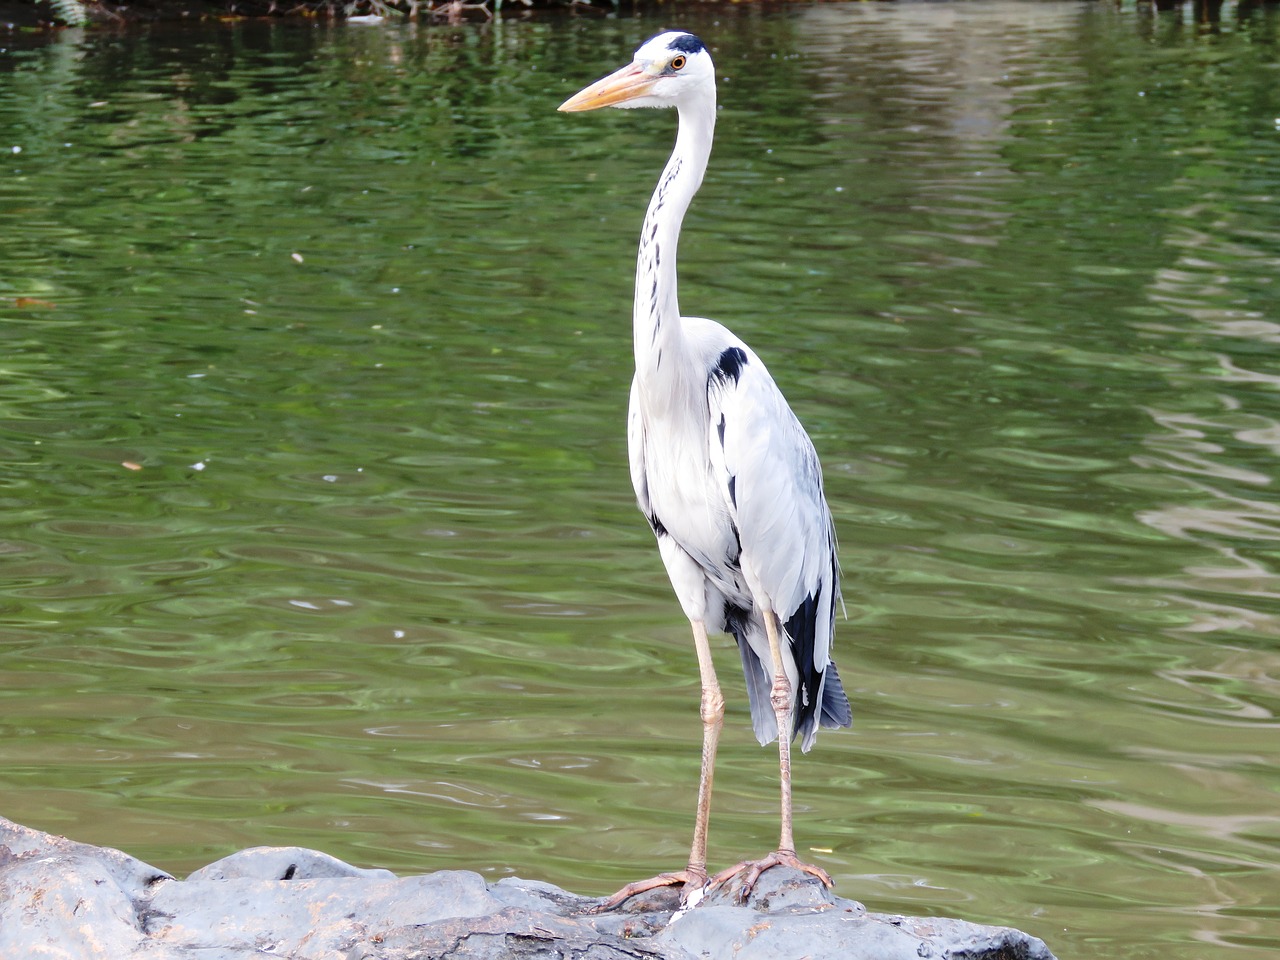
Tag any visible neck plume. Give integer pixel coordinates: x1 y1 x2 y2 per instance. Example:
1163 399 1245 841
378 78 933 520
632 97 716 382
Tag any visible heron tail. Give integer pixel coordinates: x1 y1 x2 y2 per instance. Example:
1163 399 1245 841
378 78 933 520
734 625 779 747
732 625 852 753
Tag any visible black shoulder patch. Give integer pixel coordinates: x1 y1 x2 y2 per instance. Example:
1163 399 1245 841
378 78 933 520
668 33 706 55
710 346 748 387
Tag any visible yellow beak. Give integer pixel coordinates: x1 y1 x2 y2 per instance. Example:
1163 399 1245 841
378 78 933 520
558 62 656 112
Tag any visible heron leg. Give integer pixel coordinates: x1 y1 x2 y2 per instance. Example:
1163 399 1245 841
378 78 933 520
764 608 797 854
688 618 725 879
710 609 832 901
598 619 723 911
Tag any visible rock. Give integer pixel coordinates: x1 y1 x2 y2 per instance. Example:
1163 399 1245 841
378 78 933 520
0 816 1056 960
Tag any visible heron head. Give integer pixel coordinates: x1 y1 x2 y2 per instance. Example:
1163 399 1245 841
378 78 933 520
558 32 715 113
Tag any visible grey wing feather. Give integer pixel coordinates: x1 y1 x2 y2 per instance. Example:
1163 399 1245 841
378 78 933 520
706 340 850 750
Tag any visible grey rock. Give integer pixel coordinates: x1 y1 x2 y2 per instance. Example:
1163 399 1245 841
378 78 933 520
0 816 172 960
0 815 1056 960
186 845 399 882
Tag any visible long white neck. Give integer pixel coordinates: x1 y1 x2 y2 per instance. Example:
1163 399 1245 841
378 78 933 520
633 95 716 396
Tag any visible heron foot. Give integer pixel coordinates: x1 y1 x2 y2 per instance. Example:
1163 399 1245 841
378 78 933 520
594 868 709 912
710 848 832 903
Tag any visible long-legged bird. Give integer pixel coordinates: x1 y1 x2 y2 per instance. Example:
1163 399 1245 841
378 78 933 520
560 30 852 906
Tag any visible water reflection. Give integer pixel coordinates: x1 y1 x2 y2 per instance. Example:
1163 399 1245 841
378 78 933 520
1 6 1279 960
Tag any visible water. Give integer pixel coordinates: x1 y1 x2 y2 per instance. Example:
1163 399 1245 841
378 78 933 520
2 3 1279 957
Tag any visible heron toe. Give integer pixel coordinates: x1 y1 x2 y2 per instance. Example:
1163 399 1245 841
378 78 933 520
596 868 709 912
711 849 833 903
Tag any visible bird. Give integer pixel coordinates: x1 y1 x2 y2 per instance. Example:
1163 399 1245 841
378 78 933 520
559 31 852 906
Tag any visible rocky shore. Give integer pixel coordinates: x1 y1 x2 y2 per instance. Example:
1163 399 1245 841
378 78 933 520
0 815 1056 959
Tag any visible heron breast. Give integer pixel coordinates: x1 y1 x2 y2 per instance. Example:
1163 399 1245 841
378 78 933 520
644 429 739 575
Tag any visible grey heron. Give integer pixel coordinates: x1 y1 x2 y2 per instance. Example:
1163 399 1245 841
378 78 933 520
560 31 852 906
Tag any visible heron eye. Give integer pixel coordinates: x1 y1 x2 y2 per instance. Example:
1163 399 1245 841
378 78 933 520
670 55 687 71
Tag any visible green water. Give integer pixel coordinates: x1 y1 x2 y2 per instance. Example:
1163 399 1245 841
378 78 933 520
2 3 1279 956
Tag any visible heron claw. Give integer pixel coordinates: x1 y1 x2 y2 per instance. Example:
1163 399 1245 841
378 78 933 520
710 849 832 903
594 869 709 912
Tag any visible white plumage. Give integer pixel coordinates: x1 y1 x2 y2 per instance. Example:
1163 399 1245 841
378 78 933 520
631 322 847 751
561 30 851 905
